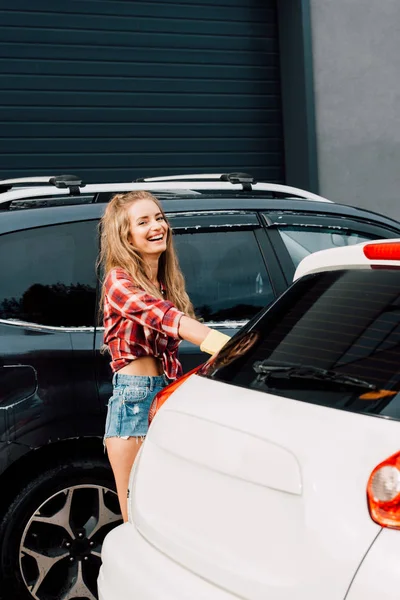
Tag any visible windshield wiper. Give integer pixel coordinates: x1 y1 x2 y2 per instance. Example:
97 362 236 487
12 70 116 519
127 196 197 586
253 361 377 391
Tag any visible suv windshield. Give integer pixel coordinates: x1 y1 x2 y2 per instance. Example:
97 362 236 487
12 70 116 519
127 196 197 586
203 269 400 421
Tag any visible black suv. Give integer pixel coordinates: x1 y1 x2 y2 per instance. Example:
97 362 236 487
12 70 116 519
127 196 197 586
0 173 399 600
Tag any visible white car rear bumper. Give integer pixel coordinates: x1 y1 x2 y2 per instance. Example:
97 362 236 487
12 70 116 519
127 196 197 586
98 523 400 600
98 522 237 600
346 528 400 600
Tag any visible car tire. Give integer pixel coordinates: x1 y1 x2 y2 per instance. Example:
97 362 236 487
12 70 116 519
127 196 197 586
0 456 122 600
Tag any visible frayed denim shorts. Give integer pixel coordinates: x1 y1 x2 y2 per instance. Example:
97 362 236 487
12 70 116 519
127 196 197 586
104 372 168 440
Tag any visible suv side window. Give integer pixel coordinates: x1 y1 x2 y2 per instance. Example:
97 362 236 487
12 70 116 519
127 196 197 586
0 221 98 327
174 229 274 322
278 226 377 268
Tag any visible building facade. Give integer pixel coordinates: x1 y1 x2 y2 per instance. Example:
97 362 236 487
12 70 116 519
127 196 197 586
0 0 398 220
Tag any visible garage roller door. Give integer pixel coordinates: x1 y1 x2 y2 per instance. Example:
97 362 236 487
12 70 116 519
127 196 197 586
0 0 284 183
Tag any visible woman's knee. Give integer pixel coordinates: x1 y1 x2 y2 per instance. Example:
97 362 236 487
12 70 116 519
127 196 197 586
106 436 143 473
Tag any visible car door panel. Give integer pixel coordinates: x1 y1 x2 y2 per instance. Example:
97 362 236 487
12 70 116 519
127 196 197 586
0 219 99 447
0 323 76 446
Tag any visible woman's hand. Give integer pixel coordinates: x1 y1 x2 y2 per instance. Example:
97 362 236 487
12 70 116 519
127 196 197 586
178 316 230 354
200 329 231 355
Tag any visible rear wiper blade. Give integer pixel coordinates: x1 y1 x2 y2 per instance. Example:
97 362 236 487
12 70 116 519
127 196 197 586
253 361 377 391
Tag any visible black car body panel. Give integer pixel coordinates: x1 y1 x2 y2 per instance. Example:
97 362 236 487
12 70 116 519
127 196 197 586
0 195 399 458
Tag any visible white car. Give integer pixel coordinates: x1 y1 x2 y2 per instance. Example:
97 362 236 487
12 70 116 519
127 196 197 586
98 239 400 600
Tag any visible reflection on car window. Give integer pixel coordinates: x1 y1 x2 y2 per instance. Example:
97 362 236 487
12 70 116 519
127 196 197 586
174 229 274 322
10 194 95 210
206 269 400 421
0 221 98 327
279 227 376 268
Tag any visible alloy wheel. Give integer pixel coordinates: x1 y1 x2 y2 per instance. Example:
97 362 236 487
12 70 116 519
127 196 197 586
19 484 122 600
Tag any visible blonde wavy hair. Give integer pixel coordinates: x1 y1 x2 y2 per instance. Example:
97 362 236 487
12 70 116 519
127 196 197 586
98 190 195 318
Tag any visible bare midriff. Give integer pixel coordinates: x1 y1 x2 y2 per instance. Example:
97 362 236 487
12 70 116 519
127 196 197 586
118 356 163 377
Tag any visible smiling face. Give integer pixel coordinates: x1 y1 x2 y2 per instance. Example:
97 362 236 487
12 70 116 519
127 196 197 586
127 198 169 260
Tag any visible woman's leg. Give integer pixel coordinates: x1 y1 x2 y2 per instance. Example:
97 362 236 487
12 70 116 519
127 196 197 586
105 436 143 522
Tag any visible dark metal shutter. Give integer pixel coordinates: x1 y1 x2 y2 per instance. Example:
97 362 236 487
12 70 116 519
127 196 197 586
0 0 284 183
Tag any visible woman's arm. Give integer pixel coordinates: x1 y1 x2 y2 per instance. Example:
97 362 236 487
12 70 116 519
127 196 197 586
105 270 230 354
178 315 231 354
178 315 212 346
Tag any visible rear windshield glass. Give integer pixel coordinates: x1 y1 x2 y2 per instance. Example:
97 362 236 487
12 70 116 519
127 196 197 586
203 269 400 421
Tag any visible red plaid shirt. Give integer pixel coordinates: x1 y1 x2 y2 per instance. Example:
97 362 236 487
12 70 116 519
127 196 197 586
103 268 184 379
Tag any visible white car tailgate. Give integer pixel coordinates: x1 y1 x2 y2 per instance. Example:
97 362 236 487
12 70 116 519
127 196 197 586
132 375 399 600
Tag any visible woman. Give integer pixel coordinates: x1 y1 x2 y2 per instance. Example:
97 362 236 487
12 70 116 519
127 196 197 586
99 190 229 520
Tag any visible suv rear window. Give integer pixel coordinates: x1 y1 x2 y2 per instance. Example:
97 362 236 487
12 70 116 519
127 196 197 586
204 269 400 421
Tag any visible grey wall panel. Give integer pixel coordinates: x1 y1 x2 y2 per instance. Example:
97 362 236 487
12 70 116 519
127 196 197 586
0 0 284 183
310 0 400 220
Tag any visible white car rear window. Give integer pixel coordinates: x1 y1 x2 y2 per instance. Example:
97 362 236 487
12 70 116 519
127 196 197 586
204 269 400 421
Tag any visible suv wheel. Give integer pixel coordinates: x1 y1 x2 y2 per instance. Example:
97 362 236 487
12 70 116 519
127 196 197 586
0 457 122 600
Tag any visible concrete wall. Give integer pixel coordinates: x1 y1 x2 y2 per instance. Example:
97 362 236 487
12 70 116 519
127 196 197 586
309 0 400 221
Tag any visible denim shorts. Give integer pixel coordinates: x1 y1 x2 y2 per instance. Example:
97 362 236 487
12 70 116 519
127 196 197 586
104 372 168 440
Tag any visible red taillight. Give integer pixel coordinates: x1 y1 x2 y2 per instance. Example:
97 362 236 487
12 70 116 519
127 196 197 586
367 451 400 529
148 364 203 426
363 241 400 260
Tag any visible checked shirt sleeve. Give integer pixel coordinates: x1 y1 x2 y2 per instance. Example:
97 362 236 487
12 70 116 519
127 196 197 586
105 269 183 338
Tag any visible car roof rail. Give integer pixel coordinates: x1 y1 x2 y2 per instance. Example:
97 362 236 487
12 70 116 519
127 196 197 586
0 176 56 194
220 172 254 190
49 174 85 195
136 173 224 182
137 172 255 190
0 174 85 195
136 172 251 181
253 182 331 202
0 178 332 209
136 172 330 200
